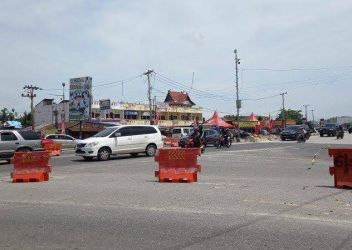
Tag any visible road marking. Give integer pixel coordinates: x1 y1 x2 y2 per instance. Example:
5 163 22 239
249 212 352 226
0 199 227 215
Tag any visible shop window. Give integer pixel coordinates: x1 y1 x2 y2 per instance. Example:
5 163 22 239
124 114 137 119
169 115 178 120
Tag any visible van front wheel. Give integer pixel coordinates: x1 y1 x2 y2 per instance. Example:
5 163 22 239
98 147 111 161
146 144 157 157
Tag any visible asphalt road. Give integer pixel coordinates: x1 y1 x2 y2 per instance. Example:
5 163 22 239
0 136 352 249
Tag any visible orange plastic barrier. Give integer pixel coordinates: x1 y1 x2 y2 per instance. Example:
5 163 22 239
163 137 179 147
43 143 62 156
154 148 202 183
11 151 52 183
328 148 352 188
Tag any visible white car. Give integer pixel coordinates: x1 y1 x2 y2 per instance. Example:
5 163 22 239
45 134 78 148
75 125 163 161
171 127 193 139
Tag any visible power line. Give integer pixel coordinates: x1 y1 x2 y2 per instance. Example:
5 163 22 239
40 74 143 92
241 73 352 91
242 94 281 101
280 92 288 128
242 65 352 71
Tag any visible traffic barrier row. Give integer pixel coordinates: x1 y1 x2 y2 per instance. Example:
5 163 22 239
329 148 352 189
163 137 179 147
155 148 201 183
11 151 52 183
43 143 62 156
41 139 62 156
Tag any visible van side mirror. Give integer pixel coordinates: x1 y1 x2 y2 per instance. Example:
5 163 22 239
114 132 121 137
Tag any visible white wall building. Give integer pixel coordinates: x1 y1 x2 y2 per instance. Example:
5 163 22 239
34 99 69 129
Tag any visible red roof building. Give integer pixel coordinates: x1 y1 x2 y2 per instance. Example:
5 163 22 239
164 90 195 107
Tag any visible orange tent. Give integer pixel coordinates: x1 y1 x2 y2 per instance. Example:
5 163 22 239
204 111 234 128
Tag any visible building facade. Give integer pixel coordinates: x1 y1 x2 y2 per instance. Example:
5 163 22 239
326 116 352 124
91 91 202 127
34 90 203 129
34 99 69 130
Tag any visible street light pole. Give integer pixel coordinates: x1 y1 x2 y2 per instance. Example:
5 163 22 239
234 49 241 121
311 109 315 126
303 104 309 120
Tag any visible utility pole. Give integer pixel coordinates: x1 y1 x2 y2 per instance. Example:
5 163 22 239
62 83 66 134
280 92 288 128
144 70 154 125
234 49 241 121
121 80 124 100
311 109 315 127
303 104 309 120
22 85 41 130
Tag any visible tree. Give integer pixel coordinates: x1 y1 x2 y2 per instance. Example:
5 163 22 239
19 111 32 127
0 108 16 122
276 109 303 121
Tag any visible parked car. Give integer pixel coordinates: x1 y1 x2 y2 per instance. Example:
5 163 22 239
45 134 78 148
0 130 42 163
319 123 338 137
171 127 193 139
280 125 309 141
75 125 163 161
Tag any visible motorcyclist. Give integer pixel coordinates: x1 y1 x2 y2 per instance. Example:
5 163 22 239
222 128 231 146
337 125 344 139
189 124 202 148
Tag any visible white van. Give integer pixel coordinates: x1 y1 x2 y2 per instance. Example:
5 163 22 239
172 127 193 139
75 125 163 161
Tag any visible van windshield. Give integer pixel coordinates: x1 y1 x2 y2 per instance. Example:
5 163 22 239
92 127 119 137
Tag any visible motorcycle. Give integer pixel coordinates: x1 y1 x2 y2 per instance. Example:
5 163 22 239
179 136 206 153
217 135 232 148
337 129 344 139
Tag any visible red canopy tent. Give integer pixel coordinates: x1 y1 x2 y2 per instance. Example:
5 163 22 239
204 111 234 128
248 112 258 121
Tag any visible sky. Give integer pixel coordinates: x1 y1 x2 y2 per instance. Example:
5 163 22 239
1 0 352 120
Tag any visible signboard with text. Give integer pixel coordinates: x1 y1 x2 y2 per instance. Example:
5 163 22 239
69 76 92 121
99 99 111 111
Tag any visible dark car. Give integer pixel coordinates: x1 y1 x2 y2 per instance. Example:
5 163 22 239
280 125 309 141
230 129 250 139
319 123 338 137
203 129 221 147
179 128 221 148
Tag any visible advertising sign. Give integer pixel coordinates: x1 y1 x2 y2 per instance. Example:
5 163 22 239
99 99 111 111
69 76 92 121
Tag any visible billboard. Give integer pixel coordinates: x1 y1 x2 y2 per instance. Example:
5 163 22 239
69 76 92 121
99 99 111 111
